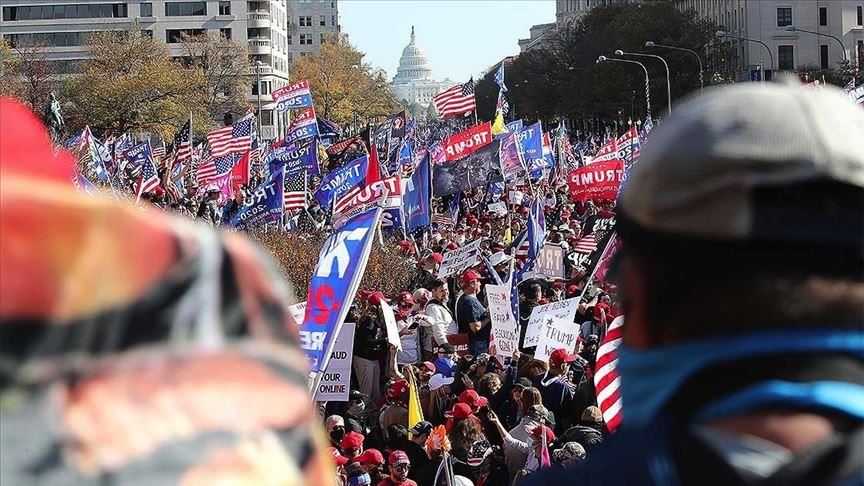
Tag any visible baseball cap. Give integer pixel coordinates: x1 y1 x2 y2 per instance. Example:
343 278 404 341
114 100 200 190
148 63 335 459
328 447 349 467
437 343 455 354
388 450 410 466
366 291 389 306
618 80 864 272
428 373 454 390
529 424 556 444
460 270 482 286
408 421 434 436
397 291 414 306
419 361 436 373
346 471 371 486
549 348 579 367
341 431 365 450
581 405 603 424
458 389 488 408
356 448 384 466
428 252 443 263
445 402 473 420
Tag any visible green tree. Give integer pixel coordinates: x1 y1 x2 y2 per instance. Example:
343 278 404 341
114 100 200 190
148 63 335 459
291 33 400 125
62 26 206 137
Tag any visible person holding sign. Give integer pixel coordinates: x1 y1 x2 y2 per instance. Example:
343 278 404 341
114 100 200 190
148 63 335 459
455 270 490 357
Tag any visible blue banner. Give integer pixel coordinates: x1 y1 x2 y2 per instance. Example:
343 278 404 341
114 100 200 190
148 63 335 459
403 152 431 231
314 155 368 208
517 122 547 178
227 168 284 230
397 139 413 172
271 139 320 175
302 207 383 371
123 141 153 170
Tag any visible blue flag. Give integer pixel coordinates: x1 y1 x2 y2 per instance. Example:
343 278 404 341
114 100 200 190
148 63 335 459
517 122 548 178
403 152 431 231
302 207 383 372
315 155 368 209
227 168 284 230
494 63 507 92
397 138 413 172
271 139 320 176
514 198 547 283
123 141 152 171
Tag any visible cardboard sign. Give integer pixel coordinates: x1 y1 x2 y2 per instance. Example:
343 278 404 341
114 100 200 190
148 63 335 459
446 333 470 357
535 244 565 279
315 323 356 401
487 284 519 358
288 302 307 326
437 239 483 278
381 301 402 351
487 202 507 215
524 298 580 348
509 190 524 205
536 316 579 363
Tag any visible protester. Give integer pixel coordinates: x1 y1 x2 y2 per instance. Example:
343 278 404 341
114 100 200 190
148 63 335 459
422 279 458 361
455 270 490 357
327 414 348 451
342 431 366 461
379 450 417 486
353 293 389 406
357 449 386 485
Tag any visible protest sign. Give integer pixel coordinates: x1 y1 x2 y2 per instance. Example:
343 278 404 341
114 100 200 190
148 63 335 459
487 202 507 215
567 159 625 202
509 190 524 205
535 244 565 279
288 302 307 326
487 284 519 358
446 334 469 357
535 316 579 363
315 323 356 401
437 239 483 278
444 122 493 161
523 298 580 348
381 301 402 351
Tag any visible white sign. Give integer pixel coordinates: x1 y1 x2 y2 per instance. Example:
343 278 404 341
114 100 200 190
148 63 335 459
486 283 519 358
315 323 356 401
535 317 579 363
288 301 307 326
437 239 483 278
487 202 507 215
524 298 580 348
509 190 524 205
381 301 402 351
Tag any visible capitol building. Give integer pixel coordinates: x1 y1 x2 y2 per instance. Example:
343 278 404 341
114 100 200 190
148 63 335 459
390 27 452 108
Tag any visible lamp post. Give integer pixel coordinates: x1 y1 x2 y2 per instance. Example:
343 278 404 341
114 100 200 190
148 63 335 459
616 49 672 116
255 60 263 136
716 30 774 81
597 55 652 120
785 25 850 80
645 41 704 93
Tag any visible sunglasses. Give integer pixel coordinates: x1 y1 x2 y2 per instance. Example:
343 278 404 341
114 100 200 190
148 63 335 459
392 463 410 471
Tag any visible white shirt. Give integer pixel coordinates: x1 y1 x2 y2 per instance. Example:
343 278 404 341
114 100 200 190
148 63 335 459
422 301 457 352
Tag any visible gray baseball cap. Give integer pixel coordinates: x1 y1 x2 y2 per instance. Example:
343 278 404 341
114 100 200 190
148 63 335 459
619 79 863 262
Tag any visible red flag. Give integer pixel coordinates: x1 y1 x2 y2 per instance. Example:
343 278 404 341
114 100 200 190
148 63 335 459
230 149 250 194
366 141 382 185
594 316 624 432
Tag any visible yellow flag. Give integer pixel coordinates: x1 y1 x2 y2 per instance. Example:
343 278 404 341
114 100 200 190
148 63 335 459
491 109 508 136
407 367 424 433
504 227 512 245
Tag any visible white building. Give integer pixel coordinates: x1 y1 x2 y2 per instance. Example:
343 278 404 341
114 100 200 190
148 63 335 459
0 0 297 139
285 0 339 65
676 0 864 80
520 0 631 52
390 27 452 107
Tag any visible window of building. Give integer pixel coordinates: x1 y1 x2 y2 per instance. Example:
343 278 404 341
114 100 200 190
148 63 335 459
778 45 794 70
166 29 205 43
320 32 324 44
300 34 311 45
260 110 274 126
165 2 207 16
858 6 863 26
332 14 336 26
3 4 128 21
818 6 827 26
320 15 326 26
820 44 829 69
219 1 231 15
220 28 232 40
300 15 312 27
288 34 292 45
140 2 153 17
5 32 88 47
859 40 864 67
776 7 792 27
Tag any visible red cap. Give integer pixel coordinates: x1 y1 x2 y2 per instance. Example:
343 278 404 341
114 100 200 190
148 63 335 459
549 348 579 367
367 291 390 306
460 270 482 286
341 431 365 450
458 389 489 408
420 361 436 373
567 284 579 295
388 379 409 400
328 447 349 466
388 450 410 466
553 281 565 290
593 302 610 321
357 448 384 465
446 242 458 250
429 252 444 263
530 424 556 443
397 291 414 306
445 402 474 420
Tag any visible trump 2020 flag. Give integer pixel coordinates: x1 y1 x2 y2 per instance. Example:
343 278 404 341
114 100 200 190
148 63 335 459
271 139 320 176
227 167 284 230
302 206 384 371
315 155 368 209
403 152 431 230
514 198 547 283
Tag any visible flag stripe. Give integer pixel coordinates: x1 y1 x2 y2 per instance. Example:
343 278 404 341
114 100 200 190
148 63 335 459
594 316 624 433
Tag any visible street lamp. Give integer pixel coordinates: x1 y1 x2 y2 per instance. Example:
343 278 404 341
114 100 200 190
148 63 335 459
255 60 263 136
716 30 774 81
646 41 704 93
616 49 672 116
785 25 849 73
597 55 652 119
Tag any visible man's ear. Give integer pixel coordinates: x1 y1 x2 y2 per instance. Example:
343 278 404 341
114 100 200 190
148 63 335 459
620 256 660 349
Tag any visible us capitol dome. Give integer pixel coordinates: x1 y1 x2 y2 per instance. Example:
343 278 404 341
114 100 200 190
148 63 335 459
390 27 452 108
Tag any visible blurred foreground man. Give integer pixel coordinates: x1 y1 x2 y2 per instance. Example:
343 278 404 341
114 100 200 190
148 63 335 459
0 99 330 484
528 81 863 484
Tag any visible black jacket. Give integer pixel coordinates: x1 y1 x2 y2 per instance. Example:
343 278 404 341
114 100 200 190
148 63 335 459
353 314 387 361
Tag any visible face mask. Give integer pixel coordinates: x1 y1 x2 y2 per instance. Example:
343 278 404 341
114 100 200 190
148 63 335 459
347 400 366 418
329 428 345 442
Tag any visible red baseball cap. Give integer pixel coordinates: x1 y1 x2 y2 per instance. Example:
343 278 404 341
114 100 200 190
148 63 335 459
388 379 409 400
593 302 610 321
420 361 436 373
553 281 565 290
446 242 458 250
388 450 410 466
549 348 579 367
357 448 384 466
367 291 390 306
428 252 444 263
458 390 489 408
397 291 414 306
328 447 349 466
530 424 556 444
460 270 482 286
445 402 474 420
341 431 365 450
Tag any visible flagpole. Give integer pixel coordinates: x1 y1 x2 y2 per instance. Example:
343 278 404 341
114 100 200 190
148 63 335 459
578 233 616 301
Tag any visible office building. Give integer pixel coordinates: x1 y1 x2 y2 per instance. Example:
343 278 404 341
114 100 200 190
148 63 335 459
285 0 339 65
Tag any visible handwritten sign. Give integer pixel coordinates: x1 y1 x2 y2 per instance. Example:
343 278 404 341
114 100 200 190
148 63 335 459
535 317 579 363
381 301 402 351
437 239 483 278
315 323 355 401
487 284 518 358
524 298 580 348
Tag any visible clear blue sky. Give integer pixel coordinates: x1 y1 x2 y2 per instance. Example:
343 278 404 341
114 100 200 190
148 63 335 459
339 1 555 82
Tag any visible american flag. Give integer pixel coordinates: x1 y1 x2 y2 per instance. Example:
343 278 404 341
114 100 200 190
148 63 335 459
206 117 253 158
283 170 307 211
431 213 454 228
433 79 476 118
196 154 236 186
594 315 623 432
572 234 597 254
136 155 161 201
152 142 166 159
172 120 192 167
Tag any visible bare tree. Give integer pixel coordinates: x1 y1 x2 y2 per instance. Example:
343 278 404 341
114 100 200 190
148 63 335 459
2 40 57 111
178 32 251 123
